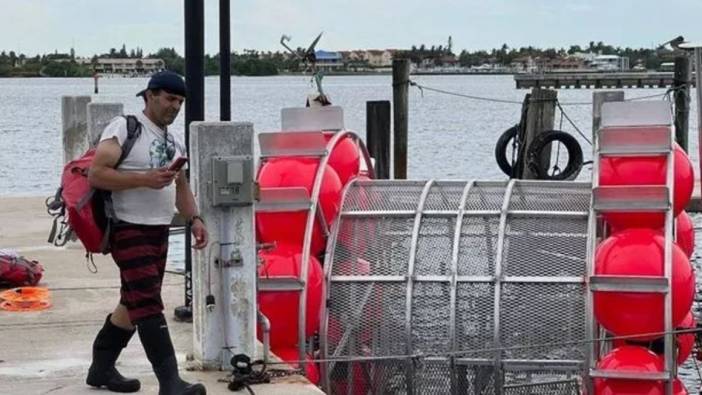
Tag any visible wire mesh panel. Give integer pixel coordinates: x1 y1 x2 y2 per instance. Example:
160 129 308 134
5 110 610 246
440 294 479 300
323 179 591 394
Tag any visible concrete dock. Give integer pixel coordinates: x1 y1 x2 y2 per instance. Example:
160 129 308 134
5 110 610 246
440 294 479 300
0 197 323 395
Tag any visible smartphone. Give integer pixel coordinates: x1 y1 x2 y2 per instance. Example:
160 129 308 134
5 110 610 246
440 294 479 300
169 156 188 172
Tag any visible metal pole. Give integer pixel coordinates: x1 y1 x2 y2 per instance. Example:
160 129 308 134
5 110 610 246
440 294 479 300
219 0 231 121
176 0 205 321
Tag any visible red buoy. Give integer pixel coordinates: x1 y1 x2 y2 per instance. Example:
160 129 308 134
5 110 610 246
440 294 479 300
675 211 695 258
257 244 323 349
324 133 361 186
593 228 694 340
272 347 320 385
676 312 696 365
600 144 694 229
256 158 343 254
594 346 664 394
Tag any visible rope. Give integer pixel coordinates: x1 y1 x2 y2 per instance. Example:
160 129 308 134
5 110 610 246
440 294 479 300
408 80 525 104
555 101 592 145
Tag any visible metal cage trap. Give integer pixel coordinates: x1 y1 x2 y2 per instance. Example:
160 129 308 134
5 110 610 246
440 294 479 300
321 179 590 394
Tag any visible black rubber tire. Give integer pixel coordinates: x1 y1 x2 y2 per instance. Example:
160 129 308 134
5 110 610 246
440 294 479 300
526 130 583 180
494 125 520 177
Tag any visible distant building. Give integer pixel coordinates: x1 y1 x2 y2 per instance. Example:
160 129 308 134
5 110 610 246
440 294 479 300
572 52 629 71
590 55 629 71
659 62 675 72
365 50 393 67
511 56 537 73
75 57 165 76
314 50 343 71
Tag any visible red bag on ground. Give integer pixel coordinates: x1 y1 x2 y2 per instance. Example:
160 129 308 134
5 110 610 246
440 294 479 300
0 252 43 287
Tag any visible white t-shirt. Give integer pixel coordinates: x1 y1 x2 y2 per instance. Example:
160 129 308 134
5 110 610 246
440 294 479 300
99 112 187 225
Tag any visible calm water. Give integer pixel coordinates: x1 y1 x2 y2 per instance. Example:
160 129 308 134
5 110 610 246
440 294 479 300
1 75 699 195
2 76 702 389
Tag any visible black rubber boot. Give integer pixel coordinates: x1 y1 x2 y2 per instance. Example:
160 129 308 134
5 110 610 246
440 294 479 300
86 314 141 393
137 314 206 395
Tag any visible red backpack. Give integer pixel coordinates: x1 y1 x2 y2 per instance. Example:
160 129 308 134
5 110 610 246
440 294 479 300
47 115 142 256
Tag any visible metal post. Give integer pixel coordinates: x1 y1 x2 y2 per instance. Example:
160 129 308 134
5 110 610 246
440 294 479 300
219 0 231 121
673 56 690 152
366 100 391 179
392 58 409 179
176 0 205 322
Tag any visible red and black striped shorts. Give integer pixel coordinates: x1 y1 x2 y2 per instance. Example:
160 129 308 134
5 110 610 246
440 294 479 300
110 222 170 323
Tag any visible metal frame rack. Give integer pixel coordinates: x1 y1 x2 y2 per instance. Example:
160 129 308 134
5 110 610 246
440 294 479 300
586 101 677 394
256 129 375 365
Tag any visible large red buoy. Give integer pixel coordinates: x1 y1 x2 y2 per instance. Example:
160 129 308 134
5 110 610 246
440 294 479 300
610 211 696 258
272 347 320 385
675 211 695 258
600 144 694 229
257 244 323 349
594 346 664 394
611 311 695 365
594 228 694 340
676 312 696 365
324 133 361 186
256 158 343 254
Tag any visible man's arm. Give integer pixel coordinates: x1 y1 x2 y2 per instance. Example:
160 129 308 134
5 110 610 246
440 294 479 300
175 171 208 249
88 137 175 191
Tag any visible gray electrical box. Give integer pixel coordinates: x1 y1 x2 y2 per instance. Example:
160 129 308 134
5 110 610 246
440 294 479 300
211 156 254 206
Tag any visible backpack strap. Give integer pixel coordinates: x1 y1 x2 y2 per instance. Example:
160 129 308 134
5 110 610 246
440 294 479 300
97 115 143 254
117 115 142 167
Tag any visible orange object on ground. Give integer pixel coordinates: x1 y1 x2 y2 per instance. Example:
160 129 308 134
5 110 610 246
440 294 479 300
0 299 51 311
0 287 49 303
0 287 51 311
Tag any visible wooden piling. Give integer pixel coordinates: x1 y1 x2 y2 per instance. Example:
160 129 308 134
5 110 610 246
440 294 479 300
366 100 391 179
519 88 557 179
673 56 690 152
392 58 409 179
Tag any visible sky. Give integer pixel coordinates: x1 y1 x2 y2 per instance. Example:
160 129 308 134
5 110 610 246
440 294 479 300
2 0 702 57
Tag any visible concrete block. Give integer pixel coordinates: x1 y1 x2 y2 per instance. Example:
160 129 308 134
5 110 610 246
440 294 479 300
189 122 256 369
61 96 91 163
87 103 123 148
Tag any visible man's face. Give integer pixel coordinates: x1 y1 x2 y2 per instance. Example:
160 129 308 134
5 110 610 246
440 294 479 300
147 90 185 126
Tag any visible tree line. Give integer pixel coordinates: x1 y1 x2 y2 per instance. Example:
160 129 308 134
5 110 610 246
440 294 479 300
403 41 666 70
0 41 674 77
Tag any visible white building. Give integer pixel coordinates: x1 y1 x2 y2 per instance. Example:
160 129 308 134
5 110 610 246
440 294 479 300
572 53 629 71
76 58 165 76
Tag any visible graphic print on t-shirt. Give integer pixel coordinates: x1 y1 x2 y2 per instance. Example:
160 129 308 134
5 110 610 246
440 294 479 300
148 134 176 168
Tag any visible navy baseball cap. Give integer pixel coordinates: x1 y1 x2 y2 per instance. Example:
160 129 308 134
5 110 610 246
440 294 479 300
136 70 187 97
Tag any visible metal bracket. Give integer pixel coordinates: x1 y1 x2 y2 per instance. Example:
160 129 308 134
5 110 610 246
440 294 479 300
215 248 243 268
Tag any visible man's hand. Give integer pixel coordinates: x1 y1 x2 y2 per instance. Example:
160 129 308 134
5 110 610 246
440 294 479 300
142 168 177 189
191 219 208 249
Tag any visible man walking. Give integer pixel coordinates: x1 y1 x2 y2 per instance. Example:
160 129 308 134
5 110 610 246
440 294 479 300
87 71 208 395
